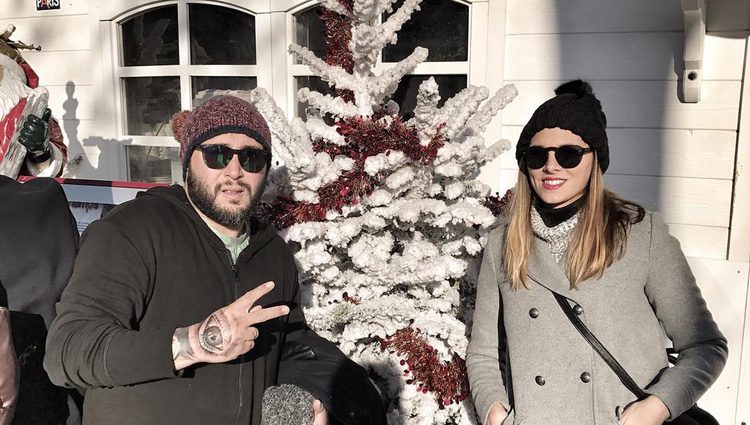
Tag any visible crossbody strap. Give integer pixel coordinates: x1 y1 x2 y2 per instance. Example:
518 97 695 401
551 291 648 400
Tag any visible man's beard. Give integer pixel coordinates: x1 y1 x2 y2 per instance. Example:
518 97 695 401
186 169 266 230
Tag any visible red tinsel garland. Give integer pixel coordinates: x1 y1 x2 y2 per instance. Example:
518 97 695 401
342 291 361 304
256 198 327 230
482 189 513 216
258 2 455 229
381 326 470 409
320 0 355 103
260 115 446 229
320 115 445 165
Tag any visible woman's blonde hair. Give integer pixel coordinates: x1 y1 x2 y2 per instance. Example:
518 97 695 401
503 156 644 289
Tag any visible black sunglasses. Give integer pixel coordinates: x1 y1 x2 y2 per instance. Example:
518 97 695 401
194 144 269 173
522 145 593 170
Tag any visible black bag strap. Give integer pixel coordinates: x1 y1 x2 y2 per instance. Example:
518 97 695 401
498 288 514 407
551 291 649 400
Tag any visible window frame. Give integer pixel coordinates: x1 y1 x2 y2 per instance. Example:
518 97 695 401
284 0 478 117
99 0 273 180
95 0 494 180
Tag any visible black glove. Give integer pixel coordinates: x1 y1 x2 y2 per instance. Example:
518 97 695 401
18 108 52 163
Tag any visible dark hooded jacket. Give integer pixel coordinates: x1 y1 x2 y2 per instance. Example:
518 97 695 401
43 184 383 425
0 176 80 425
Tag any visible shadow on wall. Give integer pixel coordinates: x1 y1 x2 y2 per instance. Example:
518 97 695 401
551 0 680 212
551 1 746 424
547 0 744 243
60 80 132 179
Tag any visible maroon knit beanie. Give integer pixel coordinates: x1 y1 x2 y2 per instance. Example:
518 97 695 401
170 95 272 177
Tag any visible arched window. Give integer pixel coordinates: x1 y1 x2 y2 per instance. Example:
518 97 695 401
96 0 487 182
291 5 336 118
115 2 260 182
290 0 470 118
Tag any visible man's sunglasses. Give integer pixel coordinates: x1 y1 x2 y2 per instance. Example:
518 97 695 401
194 144 270 173
522 145 593 170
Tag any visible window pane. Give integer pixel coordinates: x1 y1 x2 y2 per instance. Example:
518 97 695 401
294 76 336 119
293 6 326 64
126 146 180 183
123 77 181 136
383 0 468 62
121 6 178 66
191 76 257 106
189 4 256 65
391 75 467 119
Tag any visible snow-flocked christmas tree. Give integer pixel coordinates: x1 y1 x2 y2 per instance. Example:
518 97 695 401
243 1 516 423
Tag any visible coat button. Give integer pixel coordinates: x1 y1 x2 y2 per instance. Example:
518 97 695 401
580 372 591 383
535 375 545 386
573 304 584 315
529 308 539 318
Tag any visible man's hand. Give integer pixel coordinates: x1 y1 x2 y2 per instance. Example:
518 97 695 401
172 281 289 370
486 402 508 425
18 108 52 156
312 399 328 425
620 395 670 425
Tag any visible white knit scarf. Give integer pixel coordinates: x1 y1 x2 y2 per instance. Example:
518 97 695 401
530 205 580 263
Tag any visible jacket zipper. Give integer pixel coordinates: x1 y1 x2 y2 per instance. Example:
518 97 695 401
228 252 244 425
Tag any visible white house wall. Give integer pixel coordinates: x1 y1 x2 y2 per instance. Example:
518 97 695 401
499 33 744 260
1 0 749 422
0 0 121 180
730 27 750 425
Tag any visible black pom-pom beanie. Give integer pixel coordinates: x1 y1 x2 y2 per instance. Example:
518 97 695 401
516 79 609 173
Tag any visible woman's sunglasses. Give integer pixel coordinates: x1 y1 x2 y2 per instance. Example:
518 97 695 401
194 144 270 173
522 145 593 170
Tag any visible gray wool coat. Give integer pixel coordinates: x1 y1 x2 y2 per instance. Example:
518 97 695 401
466 211 727 425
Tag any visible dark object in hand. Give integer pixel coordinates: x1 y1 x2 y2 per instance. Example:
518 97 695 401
18 108 52 162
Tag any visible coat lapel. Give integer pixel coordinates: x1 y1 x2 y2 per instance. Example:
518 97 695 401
526 237 582 301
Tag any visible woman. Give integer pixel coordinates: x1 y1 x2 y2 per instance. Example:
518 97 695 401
466 80 727 425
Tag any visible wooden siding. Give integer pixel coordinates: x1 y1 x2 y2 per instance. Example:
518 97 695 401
0 0 112 178
505 33 745 81
688 258 749 425
506 0 748 34
0 0 88 18
500 1 749 421
498 79 741 258
503 80 742 130
499 0 746 261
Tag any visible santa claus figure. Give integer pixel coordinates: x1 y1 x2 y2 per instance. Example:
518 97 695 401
0 25 66 178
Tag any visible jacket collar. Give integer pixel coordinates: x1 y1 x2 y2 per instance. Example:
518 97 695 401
526 236 578 298
139 184 278 261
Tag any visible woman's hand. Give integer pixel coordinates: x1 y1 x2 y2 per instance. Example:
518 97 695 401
486 402 509 425
620 395 670 425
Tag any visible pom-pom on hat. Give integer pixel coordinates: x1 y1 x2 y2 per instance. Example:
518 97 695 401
170 95 272 178
516 80 609 173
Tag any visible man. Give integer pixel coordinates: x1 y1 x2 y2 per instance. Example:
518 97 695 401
0 175 80 425
0 25 66 178
44 95 383 424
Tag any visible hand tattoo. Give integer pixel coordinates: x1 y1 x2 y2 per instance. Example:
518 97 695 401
198 313 231 354
172 327 193 360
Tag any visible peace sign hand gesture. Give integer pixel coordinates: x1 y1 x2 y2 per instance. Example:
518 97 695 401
172 281 289 370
